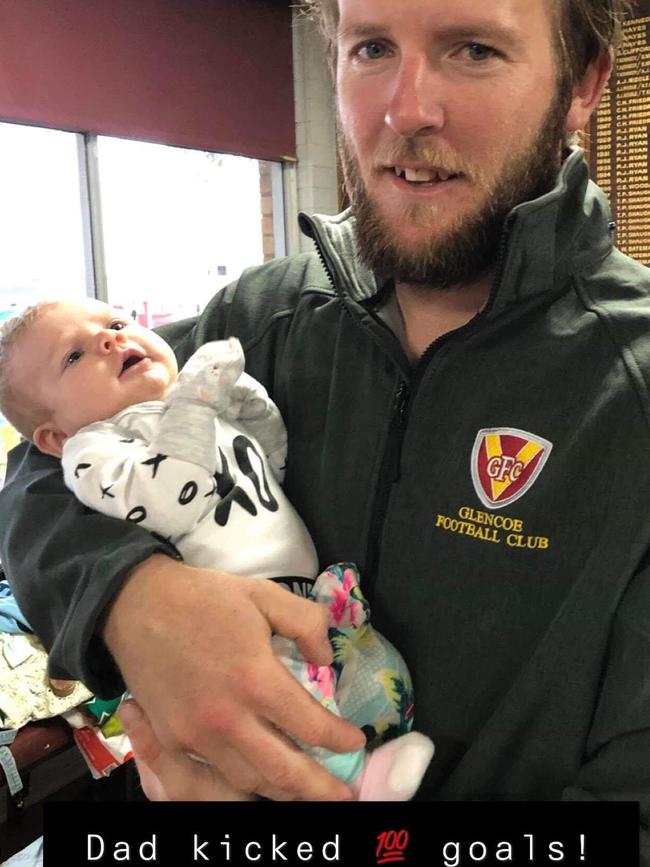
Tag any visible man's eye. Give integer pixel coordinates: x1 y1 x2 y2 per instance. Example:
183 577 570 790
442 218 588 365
65 350 83 367
357 41 388 61
465 43 496 62
110 320 126 331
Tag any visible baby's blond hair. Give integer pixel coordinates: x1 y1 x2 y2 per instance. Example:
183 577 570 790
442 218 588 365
0 302 58 441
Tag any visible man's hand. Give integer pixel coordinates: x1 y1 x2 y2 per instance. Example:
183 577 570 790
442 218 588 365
119 699 255 800
104 555 365 800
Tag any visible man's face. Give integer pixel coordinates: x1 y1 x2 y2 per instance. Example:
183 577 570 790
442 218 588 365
335 0 570 286
15 300 178 447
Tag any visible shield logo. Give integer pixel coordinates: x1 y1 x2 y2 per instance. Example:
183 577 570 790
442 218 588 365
471 428 553 510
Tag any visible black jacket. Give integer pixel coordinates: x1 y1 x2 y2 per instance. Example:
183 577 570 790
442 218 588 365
2 151 650 846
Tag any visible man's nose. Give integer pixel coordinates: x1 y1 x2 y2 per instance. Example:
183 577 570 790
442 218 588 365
96 329 126 354
385 55 445 138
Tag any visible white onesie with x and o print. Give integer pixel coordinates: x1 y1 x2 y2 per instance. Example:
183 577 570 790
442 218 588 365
61 339 318 580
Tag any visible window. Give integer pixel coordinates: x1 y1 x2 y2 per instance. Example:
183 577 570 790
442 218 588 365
0 123 90 311
0 123 90 484
0 120 285 483
96 137 279 326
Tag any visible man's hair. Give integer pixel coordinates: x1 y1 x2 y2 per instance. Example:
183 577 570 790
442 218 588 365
303 0 632 87
556 0 632 85
0 302 56 441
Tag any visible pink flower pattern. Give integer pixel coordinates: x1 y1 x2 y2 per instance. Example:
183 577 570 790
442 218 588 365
307 663 335 698
324 567 364 628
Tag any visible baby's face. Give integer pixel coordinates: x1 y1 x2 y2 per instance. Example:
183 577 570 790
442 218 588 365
15 300 178 442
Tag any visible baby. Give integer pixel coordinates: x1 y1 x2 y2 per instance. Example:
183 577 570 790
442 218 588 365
0 298 434 800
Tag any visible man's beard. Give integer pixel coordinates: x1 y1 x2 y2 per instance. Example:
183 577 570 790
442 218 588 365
339 92 569 289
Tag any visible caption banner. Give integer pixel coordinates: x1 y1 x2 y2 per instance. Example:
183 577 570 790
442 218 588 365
43 800 639 867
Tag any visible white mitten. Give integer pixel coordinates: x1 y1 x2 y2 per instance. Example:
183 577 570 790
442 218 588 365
167 338 244 411
225 372 288 481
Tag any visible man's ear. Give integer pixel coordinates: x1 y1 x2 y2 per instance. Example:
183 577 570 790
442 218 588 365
565 49 613 134
33 421 68 458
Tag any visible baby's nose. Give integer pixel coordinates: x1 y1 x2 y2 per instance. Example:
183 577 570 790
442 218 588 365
97 329 126 353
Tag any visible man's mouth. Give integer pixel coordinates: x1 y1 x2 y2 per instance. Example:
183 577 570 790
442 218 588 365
391 166 461 185
119 351 146 376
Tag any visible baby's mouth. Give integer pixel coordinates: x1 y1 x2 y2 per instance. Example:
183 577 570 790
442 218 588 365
119 351 146 376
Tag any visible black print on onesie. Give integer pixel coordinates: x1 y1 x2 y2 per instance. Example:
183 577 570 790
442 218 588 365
126 506 147 523
150 532 181 558
141 453 167 478
213 435 278 527
178 481 198 505
213 447 257 526
204 478 218 498
233 435 279 513
271 577 316 599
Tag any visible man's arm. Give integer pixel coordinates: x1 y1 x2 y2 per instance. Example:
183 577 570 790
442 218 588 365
0 440 179 695
0 277 365 799
561 560 650 864
1 439 363 801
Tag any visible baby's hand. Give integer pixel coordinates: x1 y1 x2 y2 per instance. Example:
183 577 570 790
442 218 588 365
167 339 245 409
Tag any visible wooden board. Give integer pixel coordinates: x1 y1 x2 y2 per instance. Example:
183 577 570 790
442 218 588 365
589 2 650 264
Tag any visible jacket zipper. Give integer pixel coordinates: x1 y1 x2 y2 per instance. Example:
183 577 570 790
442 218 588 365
385 382 410 483
363 381 410 586
298 213 338 291
313 243 336 291
304 212 514 601
362 218 515 601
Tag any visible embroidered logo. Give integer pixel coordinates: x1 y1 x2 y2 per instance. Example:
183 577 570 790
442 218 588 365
471 428 553 510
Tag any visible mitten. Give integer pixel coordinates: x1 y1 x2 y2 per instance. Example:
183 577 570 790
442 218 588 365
166 338 244 411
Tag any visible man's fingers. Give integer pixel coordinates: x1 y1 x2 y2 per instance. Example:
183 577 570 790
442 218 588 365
255 660 366 755
252 581 333 665
179 758 255 802
119 699 170 800
200 716 355 801
120 699 253 801
119 699 161 765
198 737 267 795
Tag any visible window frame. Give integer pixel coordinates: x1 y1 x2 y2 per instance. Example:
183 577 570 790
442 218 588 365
0 121 288 312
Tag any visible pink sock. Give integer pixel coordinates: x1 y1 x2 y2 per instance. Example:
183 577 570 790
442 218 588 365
351 732 435 801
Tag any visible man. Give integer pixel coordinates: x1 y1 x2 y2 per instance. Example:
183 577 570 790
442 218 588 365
1 0 648 839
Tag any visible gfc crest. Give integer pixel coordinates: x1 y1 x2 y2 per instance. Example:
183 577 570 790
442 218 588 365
471 428 553 510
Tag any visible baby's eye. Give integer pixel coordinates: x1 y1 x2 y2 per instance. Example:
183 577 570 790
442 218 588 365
110 320 127 331
65 350 83 367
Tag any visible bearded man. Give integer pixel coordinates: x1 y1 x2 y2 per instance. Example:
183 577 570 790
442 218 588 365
2 0 649 854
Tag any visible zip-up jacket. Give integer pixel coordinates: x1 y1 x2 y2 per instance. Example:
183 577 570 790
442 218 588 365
2 151 650 845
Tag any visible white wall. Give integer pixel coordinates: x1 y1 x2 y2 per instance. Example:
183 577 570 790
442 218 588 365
287 11 339 254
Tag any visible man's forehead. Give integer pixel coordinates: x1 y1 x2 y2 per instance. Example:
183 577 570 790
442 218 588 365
336 0 553 31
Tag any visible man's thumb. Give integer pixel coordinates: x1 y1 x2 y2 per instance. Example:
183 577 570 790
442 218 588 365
118 699 168 801
256 583 333 666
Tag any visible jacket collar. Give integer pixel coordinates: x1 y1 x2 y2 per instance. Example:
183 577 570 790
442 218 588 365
299 148 614 315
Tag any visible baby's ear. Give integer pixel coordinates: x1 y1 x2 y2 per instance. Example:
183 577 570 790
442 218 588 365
33 422 68 458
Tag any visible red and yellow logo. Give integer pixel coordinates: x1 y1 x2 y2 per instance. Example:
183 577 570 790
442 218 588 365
471 428 553 510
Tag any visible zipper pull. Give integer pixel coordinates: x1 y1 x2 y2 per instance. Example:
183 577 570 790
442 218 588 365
393 382 410 429
388 382 410 482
